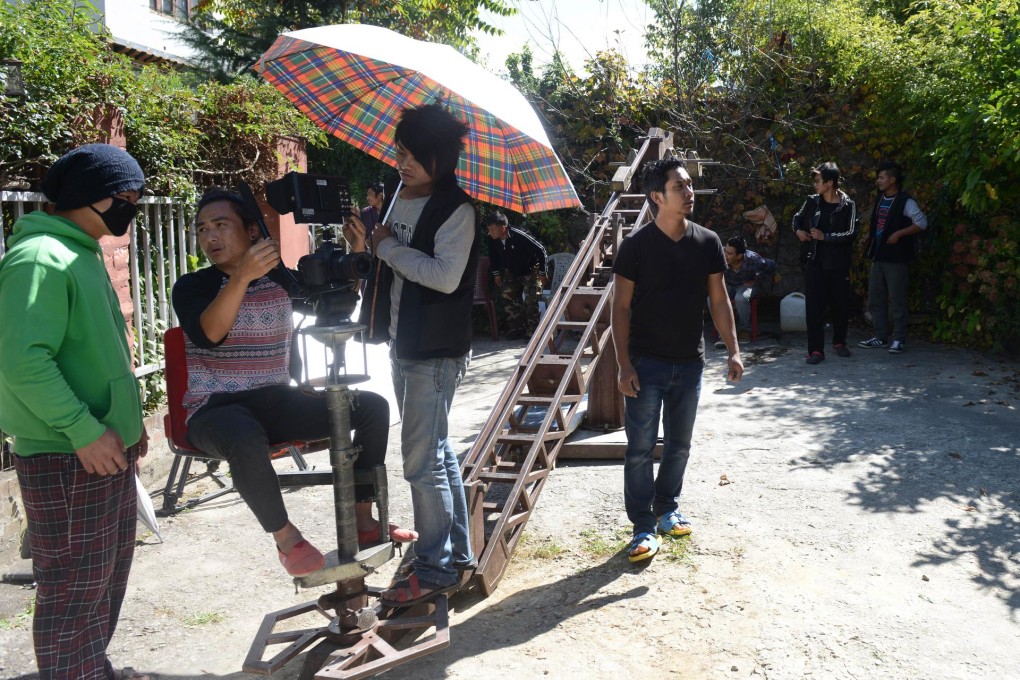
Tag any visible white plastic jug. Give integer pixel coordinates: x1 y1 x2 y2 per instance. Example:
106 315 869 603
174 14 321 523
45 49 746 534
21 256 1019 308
780 292 807 332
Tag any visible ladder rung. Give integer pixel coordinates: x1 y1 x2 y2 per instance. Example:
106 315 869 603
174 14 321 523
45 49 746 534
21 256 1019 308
518 395 554 405
477 469 547 484
497 433 540 444
535 356 575 365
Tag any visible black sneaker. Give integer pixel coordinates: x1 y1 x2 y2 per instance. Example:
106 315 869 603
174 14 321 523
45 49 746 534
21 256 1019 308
805 351 824 365
858 337 888 348
833 343 851 358
888 340 905 354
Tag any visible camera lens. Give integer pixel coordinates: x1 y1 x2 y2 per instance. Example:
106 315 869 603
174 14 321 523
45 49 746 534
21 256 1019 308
331 252 372 280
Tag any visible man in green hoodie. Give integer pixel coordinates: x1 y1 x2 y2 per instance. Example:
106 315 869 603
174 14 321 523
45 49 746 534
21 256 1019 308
0 144 150 680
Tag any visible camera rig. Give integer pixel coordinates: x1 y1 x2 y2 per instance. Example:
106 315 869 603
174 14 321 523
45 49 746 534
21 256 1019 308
240 172 372 327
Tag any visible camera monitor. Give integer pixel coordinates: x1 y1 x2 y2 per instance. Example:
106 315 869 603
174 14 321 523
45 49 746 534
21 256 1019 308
265 172 352 225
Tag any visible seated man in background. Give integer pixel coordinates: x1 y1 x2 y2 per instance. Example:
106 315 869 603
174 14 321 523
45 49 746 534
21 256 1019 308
717 235 777 345
484 210 548 339
171 188 415 578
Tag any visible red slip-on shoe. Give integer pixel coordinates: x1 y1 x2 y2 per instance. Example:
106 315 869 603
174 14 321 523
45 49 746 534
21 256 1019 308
278 539 325 577
358 523 419 546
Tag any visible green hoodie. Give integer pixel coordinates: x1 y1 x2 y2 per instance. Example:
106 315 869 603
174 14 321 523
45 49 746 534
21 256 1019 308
0 211 142 456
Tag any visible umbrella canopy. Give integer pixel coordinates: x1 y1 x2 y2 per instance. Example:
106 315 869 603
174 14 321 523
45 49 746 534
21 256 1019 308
255 24 581 215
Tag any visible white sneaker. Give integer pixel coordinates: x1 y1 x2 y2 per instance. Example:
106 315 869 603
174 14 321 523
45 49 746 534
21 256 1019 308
888 340 905 354
858 337 888 348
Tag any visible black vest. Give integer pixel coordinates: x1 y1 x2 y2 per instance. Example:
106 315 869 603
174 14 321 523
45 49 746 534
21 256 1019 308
867 192 916 262
362 174 478 360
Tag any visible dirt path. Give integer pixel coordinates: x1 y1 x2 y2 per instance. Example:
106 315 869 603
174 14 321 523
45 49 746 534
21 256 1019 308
2 336 1018 679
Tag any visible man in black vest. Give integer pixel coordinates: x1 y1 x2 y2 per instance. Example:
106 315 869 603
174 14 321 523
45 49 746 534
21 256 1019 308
355 104 478 607
484 210 548 339
858 161 928 354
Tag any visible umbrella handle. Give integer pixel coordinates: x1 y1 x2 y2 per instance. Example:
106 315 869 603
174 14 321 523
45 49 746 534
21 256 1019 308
380 180 403 228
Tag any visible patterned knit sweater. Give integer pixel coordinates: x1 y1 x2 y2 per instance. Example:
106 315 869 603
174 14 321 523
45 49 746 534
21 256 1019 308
171 266 294 420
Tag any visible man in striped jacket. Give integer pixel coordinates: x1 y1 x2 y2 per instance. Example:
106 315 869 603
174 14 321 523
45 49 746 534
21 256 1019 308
792 162 859 365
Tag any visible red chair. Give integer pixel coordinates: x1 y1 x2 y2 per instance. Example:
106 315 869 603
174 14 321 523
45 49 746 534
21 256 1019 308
473 255 499 341
160 327 331 515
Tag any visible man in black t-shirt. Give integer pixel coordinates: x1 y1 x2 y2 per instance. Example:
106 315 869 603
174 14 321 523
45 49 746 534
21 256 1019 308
611 158 743 563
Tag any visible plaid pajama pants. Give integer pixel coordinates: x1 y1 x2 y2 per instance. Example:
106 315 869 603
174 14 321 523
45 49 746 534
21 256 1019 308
15 447 138 680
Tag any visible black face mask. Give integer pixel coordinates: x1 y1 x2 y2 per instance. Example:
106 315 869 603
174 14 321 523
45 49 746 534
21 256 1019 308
90 197 138 237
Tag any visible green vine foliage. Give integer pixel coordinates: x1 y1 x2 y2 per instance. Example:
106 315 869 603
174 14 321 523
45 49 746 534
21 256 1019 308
0 0 131 185
0 0 328 199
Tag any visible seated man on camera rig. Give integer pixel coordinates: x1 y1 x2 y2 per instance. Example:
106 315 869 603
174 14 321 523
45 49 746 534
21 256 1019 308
171 188 415 578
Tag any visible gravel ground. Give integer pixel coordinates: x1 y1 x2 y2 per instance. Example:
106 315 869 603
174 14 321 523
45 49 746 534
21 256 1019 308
1 332 1018 680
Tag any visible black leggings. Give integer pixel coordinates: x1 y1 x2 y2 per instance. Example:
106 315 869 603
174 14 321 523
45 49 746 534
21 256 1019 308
187 384 388 533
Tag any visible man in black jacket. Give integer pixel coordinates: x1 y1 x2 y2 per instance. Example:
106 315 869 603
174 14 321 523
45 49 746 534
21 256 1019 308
792 162 858 365
484 210 547 339
858 161 928 354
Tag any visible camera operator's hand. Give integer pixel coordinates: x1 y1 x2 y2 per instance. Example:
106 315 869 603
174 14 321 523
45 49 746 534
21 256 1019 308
343 213 368 253
372 224 394 252
237 239 281 284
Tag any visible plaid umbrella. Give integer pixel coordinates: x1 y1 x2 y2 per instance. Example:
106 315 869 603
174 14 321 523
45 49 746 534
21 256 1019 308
255 24 580 215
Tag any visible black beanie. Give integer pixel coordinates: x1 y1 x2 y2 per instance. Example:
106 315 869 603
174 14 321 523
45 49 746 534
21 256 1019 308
41 144 145 210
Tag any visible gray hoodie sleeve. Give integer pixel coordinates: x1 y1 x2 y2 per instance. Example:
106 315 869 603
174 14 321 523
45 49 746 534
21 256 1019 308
377 203 476 294
904 198 928 229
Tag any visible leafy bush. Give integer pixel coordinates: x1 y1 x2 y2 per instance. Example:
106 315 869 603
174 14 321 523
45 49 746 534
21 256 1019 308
0 0 328 198
933 218 1020 349
0 0 131 185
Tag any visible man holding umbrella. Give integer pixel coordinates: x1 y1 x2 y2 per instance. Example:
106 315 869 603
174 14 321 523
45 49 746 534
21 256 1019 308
350 104 478 606
257 24 582 604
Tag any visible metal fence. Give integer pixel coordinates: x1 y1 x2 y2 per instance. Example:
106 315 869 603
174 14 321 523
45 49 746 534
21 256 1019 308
1 192 194 470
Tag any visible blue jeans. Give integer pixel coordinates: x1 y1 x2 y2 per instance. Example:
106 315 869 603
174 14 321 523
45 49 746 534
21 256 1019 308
726 283 757 332
390 346 473 587
624 356 704 536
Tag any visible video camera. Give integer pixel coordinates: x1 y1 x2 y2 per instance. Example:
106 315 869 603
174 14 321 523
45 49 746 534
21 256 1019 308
263 172 372 327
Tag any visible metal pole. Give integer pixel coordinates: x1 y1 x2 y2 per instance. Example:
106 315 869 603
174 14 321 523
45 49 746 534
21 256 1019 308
326 385 360 560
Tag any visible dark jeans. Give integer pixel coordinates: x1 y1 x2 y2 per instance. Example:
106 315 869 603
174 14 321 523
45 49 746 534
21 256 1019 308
867 261 910 342
804 265 851 354
187 384 388 533
623 356 704 536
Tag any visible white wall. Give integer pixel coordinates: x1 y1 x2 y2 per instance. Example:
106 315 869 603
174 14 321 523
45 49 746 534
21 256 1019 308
100 0 196 62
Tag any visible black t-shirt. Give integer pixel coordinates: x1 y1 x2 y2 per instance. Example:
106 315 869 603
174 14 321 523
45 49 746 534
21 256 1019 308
612 220 725 363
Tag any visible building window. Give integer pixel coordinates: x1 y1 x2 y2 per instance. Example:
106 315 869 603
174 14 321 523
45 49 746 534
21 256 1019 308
151 0 191 21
